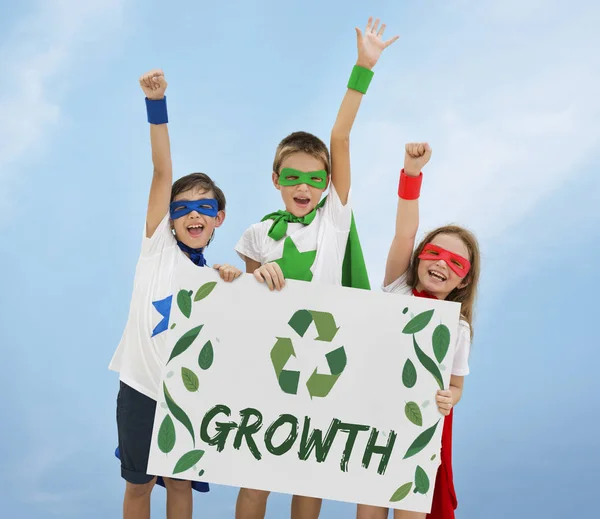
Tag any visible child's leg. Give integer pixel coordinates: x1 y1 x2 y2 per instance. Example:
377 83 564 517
356 505 426 519
356 504 389 519
163 478 193 519
236 488 271 519
116 382 160 519
123 479 157 519
291 495 322 519
393 511 425 519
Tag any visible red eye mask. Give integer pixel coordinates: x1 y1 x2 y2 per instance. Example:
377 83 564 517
418 243 471 278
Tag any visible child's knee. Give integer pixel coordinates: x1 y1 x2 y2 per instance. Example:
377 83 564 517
291 495 322 518
163 477 191 494
125 478 156 499
393 510 426 519
356 504 388 519
240 487 270 504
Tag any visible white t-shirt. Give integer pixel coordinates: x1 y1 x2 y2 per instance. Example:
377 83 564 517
235 184 352 286
382 273 471 376
109 213 189 400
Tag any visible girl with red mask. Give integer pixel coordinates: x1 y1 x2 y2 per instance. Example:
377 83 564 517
357 143 481 519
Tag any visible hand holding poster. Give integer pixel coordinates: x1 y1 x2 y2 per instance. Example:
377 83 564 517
147 263 461 513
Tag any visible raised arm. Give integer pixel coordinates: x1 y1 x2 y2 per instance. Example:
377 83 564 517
330 17 399 205
139 69 172 238
383 143 432 286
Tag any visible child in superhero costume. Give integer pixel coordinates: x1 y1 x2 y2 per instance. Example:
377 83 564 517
357 143 481 519
109 69 242 519
234 16 399 519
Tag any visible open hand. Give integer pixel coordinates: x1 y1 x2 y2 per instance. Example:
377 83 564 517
436 389 453 416
254 262 286 291
213 264 242 283
404 142 432 176
355 17 399 70
139 69 167 100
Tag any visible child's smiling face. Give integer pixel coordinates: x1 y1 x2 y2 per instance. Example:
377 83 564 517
416 233 471 299
170 187 225 248
273 152 329 217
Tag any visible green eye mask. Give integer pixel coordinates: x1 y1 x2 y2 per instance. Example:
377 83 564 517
278 168 327 189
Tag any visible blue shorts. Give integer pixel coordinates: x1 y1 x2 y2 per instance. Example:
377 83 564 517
115 381 209 492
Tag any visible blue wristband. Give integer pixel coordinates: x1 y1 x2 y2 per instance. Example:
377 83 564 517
145 96 168 125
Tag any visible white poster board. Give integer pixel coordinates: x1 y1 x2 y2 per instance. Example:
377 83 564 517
147 263 461 512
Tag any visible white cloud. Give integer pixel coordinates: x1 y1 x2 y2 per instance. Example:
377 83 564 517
0 0 125 218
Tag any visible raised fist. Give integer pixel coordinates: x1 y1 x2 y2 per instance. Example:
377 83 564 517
404 143 432 176
139 69 167 100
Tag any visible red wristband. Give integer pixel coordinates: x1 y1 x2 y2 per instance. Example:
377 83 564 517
398 169 423 200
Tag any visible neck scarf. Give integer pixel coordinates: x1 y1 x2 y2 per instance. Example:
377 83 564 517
262 198 326 241
176 241 207 267
412 287 437 299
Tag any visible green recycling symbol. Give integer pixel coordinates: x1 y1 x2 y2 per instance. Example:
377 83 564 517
270 309 347 399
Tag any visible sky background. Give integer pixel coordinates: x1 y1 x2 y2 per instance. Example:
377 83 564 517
1 0 598 517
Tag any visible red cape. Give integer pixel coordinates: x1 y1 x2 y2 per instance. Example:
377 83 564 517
427 409 457 519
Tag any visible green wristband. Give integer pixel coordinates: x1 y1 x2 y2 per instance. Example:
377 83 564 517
347 65 374 94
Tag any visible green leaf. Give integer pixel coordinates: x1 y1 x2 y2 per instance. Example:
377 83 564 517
402 309 434 334
402 359 417 388
198 340 214 370
432 324 451 363
181 367 199 392
163 383 195 445
414 465 430 494
173 450 205 474
402 307 408 315
194 282 217 302
413 336 444 390
405 402 423 427
198 469 205 477
177 290 192 318
389 482 412 502
157 415 176 454
403 420 440 459
430 454 436 461
168 325 203 364
170 323 177 329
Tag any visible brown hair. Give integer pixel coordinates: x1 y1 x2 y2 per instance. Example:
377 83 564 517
171 172 226 211
272 131 330 175
406 225 481 339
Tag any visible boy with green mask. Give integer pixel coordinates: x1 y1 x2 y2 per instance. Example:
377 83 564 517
234 17 399 519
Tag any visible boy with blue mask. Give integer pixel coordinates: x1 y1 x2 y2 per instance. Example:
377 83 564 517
234 17 399 519
109 69 242 519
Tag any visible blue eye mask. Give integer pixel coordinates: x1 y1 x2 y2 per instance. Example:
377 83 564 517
169 199 219 219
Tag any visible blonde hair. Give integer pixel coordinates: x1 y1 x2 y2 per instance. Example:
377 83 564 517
272 131 330 175
406 225 481 339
